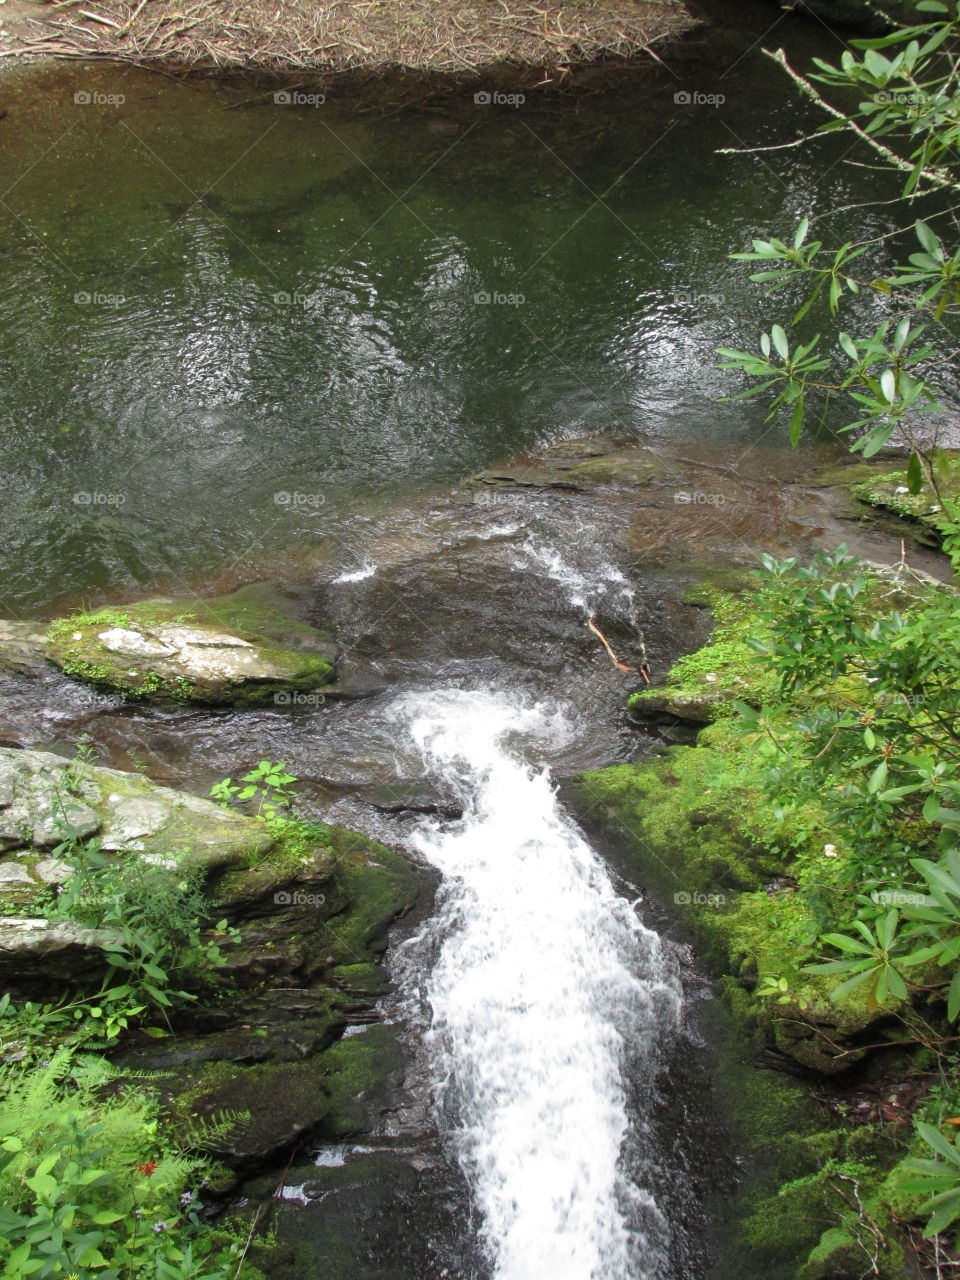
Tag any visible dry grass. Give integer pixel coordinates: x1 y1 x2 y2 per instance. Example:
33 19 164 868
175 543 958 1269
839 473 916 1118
0 0 694 74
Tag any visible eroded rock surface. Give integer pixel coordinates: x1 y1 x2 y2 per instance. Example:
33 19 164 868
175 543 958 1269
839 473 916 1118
0 746 418 991
42 583 337 705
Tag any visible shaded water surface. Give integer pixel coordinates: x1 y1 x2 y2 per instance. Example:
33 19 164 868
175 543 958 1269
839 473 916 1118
0 28 927 615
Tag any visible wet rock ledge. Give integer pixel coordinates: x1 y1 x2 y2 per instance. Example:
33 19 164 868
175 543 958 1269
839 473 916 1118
0 742 421 1199
0 743 417 983
2 582 341 706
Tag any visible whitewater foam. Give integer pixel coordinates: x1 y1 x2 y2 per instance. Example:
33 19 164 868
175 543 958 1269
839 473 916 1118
392 689 680 1280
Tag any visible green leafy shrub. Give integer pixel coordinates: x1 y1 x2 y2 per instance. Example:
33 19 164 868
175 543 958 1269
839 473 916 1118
49 837 236 1018
730 549 960 1015
0 1049 248 1279
210 760 298 823
895 1120 960 1242
720 6 960 561
0 771 238 1052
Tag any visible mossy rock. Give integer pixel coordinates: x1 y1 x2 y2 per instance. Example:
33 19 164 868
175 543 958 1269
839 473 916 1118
815 449 960 552
470 438 677 494
851 468 951 543
0 748 418 994
211 822 418 984
797 1222 912 1280
0 745 273 876
164 1057 333 1166
579 568 918 1072
704 983 916 1280
327 962 390 996
582 562 926 1273
318 826 419 963
628 589 777 725
811 460 896 490
566 755 896 1072
564 754 778 903
161 1023 405 1166
319 1023 406 1138
44 582 337 706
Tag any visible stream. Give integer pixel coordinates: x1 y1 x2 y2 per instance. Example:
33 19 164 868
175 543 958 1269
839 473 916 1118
1 11 958 1277
394 689 681 1280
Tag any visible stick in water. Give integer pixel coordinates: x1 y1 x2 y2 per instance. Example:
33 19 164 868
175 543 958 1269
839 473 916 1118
587 617 650 681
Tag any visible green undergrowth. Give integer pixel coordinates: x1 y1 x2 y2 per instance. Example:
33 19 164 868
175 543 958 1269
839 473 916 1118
569 732 883 1048
0 756 417 1280
570 547 960 1275
704 990 916 1280
0 1047 265 1280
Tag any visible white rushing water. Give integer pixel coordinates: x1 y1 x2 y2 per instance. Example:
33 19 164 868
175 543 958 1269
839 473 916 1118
516 529 637 618
392 690 682 1280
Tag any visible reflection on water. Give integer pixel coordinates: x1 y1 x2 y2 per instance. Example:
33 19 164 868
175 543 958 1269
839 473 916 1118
0 36 936 614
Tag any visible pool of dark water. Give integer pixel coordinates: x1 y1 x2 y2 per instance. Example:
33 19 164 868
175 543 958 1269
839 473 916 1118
0 13 943 617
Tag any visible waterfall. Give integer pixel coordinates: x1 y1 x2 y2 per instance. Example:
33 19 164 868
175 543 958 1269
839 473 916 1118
392 689 682 1280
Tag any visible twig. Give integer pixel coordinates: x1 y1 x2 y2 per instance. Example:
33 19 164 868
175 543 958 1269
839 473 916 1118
77 8 122 28
587 616 638 675
718 128 831 155
232 1205 262 1280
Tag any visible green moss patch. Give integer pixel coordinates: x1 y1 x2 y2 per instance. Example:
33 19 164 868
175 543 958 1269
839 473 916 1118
164 1057 331 1165
628 589 778 723
846 450 960 548
319 827 419 965
44 585 336 706
320 1024 404 1138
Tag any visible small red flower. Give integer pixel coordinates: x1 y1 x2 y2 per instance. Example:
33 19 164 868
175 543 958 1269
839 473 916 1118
137 1160 157 1177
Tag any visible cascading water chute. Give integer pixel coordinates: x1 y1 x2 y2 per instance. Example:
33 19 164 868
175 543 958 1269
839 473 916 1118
392 690 681 1280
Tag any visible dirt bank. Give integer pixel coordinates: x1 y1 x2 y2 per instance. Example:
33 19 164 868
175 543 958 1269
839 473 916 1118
0 0 696 74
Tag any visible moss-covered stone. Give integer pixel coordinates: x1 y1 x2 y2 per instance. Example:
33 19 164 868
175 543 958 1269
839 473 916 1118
679 879 917 1280
158 1023 405 1171
0 749 418 997
567 751 896 1075
567 570 909 1074
573 564 934 1276
628 588 776 724
327 962 390 996
0 745 273 881
318 826 419 964
208 818 418 986
320 1024 405 1138
164 1057 333 1166
811 460 895 490
470 436 678 494
43 583 337 706
811 449 960 556
851 463 956 545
